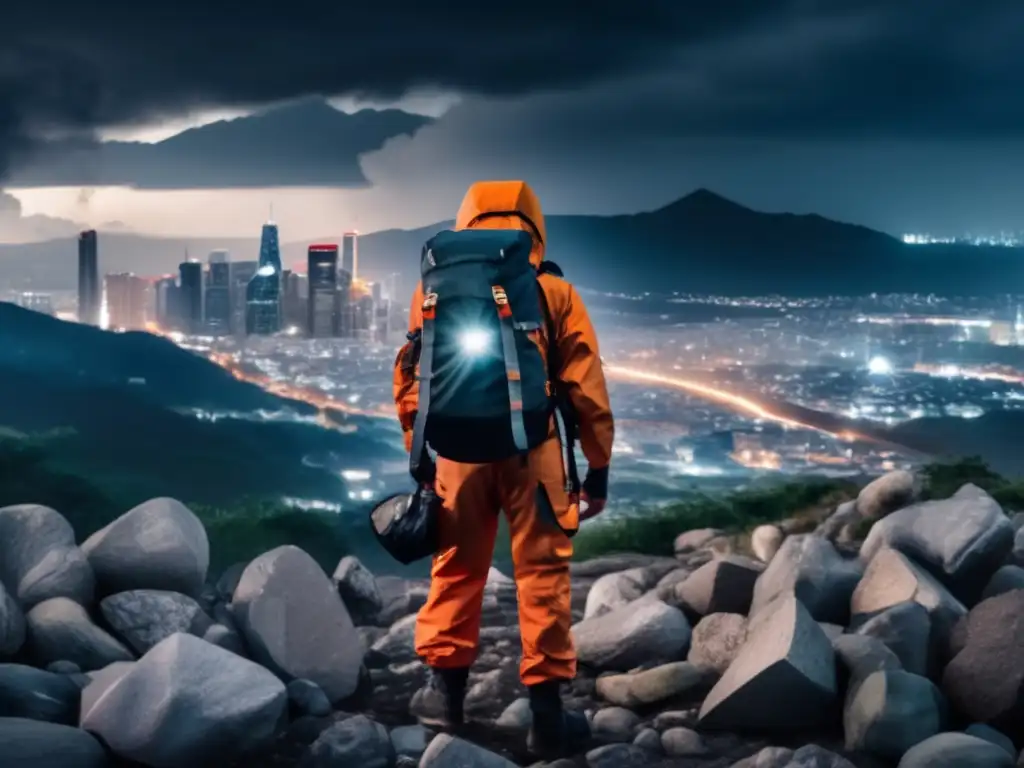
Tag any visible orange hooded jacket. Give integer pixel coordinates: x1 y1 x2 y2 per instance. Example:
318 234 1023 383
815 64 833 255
392 181 614 686
392 180 614 473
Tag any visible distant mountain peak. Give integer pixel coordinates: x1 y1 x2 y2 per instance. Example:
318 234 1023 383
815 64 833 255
654 188 751 217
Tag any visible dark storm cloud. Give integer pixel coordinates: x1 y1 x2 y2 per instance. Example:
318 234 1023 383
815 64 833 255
2 0 1021 188
0 0 776 176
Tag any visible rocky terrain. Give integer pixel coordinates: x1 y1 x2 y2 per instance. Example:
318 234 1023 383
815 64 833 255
2 471 1024 767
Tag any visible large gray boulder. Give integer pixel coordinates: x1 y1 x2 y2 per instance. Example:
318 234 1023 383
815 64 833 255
0 580 26 656
81 633 286 767
675 556 762 617
750 525 784 564
981 565 1024 600
100 590 213 655
81 498 209 598
730 746 794 767
0 663 81 724
584 568 649 619
833 634 902 703
861 484 1013 601
572 597 691 671
699 595 837 731
332 557 384 626
419 733 519 768
898 732 1014 767
232 545 363 702
0 504 94 609
595 662 716 708
26 597 133 671
750 534 863 625
853 601 931 676
843 669 946 760
688 613 748 674
857 470 919 520
80 661 135 721
0 717 111 768
942 589 1024 744
851 547 966 652
302 714 394 768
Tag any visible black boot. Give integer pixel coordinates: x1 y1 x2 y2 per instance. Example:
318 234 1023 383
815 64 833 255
526 680 591 759
410 667 469 732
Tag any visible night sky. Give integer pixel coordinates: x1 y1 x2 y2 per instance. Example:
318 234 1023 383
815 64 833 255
1 1 1022 239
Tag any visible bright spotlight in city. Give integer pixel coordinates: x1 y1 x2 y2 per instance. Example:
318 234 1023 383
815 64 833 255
458 328 491 356
867 356 893 376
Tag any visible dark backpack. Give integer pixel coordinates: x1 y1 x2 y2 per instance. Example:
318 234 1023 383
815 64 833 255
409 229 552 477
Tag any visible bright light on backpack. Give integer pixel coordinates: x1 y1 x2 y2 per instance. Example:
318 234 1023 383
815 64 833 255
458 327 491 356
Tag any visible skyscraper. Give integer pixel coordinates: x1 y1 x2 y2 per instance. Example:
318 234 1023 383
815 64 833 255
179 260 204 334
77 230 100 325
205 250 232 335
154 275 180 330
246 222 282 335
341 231 359 282
104 273 149 330
229 260 258 334
337 267 353 337
307 243 339 337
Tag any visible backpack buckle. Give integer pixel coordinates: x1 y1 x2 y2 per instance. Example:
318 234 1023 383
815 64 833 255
422 292 438 319
492 286 508 305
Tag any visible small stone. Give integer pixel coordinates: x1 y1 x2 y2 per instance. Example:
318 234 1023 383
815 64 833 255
287 678 332 717
633 727 662 752
592 706 641 742
302 714 394 768
661 726 707 756
585 743 651 768
495 697 532 730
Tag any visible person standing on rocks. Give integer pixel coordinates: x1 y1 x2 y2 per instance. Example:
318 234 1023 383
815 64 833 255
393 179 615 759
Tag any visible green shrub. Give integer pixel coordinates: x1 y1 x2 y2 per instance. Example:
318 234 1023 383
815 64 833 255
193 500 348 576
922 456 1024 511
573 479 856 560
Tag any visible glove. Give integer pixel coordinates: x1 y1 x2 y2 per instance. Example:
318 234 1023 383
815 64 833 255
580 466 608 521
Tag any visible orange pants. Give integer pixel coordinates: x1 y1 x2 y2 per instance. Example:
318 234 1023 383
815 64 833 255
414 437 579 686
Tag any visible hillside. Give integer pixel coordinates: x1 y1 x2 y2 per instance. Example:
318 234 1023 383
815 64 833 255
3 189 1019 297
0 302 299 412
886 410 1024 478
0 304 401 506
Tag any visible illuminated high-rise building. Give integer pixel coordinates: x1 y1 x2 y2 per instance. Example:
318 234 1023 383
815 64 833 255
77 230 100 325
179 260 204 334
104 273 148 330
205 250 232 335
341 231 359 281
230 260 258 334
154 275 179 330
337 267 353 337
307 244 339 337
246 222 282 335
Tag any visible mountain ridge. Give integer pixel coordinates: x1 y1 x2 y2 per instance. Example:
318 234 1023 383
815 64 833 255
0 188 1019 296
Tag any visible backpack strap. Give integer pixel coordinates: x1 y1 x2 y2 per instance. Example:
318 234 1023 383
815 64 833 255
492 286 530 454
536 273 581 495
409 293 436 484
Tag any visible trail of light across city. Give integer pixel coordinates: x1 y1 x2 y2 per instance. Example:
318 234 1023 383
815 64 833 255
602 363 829 434
176 332 847 437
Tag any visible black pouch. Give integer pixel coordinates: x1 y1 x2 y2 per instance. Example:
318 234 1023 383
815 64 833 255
369 486 441 565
